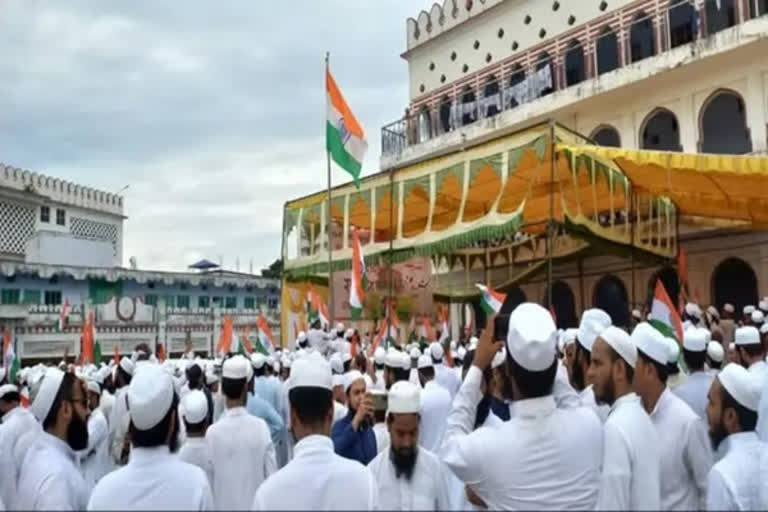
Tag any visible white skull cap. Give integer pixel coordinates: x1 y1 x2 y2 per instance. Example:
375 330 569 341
506 303 557 371
128 364 175 430
707 341 724 363
30 368 65 422
630 322 667 365
388 381 420 414
598 326 637 368
289 352 332 391
577 309 612 352
718 363 760 411
735 326 761 346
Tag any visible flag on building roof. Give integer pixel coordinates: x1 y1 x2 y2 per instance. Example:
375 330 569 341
257 314 275 355
349 229 367 319
650 279 684 343
326 68 367 188
476 283 507 315
58 298 70 331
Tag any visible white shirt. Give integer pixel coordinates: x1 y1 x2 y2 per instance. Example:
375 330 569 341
0 406 40 507
368 446 452 510
709 432 767 510
372 369 386 391
440 366 603 509
419 380 452 452
88 445 214 510
373 422 390 453
178 437 215 489
648 387 712 510
579 385 609 423
598 392 661 510
99 390 114 425
79 407 111 492
674 370 714 421
108 386 130 465
205 406 276 510
16 432 89 511
433 363 461 398
332 401 348 428
408 368 422 388
252 434 379 511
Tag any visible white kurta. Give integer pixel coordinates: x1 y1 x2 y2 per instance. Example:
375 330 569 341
598 392 661 510
205 406 276 510
368 446 452 511
440 366 603 509
178 437 215 489
419 380 452 452
408 368 422 388
708 432 767 510
252 434 379 511
79 407 111 493
332 401 348 428
673 370 714 421
373 422 390 454
99 390 114 425
16 432 89 511
648 388 712 510
579 385 610 423
433 363 461 398
372 369 386 391
87 445 214 510
0 406 39 507
108 386 130 465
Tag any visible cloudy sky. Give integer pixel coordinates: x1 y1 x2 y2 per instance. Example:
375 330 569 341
0 1 421 273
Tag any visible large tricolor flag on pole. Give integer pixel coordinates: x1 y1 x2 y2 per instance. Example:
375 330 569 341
385 300 400 343
349 228 366 319
2 327 19 383
649 279 684 343
476 284 507 315
257 314 275 355
326 68 367 188
216 316 236 354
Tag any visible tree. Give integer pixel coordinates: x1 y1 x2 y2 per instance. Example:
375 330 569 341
261 258 283 279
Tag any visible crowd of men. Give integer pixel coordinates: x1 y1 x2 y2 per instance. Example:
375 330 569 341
2 297 768 510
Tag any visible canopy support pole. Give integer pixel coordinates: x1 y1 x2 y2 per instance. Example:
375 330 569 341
547 120 555 313
630 191 637 311
325 52 335 326
387 167 395 350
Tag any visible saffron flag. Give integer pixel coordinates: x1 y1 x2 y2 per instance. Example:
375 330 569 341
81 313 94 365
59 298 70 331
438 307 450 343
349 229 366 319
476 283 507 315
650 279 684 343
369 320 388 357
113 344 120 366
420 316 436 342
386 301 400 343
239 326 255 355
326 68 367 187
257 314 275 355
217 316 236 354
156 342 165 362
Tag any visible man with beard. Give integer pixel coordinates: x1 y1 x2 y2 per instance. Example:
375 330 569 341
674 327 715 420
430 342 461 398
207 355 276 510
705 363 766 509
734 326 766 376
633 327 712 510
570 309 612 422
108 356 134 466
16 368 89 510
88 364 213 509
331 370 376 465
79 380 111 493
416 354 451 451
588 324 660 510
0 380 40 508
252 352 379 510
441 304 603 509
367 381 452 510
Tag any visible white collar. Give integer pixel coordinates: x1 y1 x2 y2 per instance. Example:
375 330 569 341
293 434 334 459
717 431 758 460
40 431 76 462
129 446 172 465
510 395 556 419
224 406 247 416
649 387 672 417
609 392 640 415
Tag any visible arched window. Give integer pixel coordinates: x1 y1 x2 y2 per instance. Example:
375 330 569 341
461 87 477 126
758 0 768 16
700 90 753 154
439 96 453 134
597 27 620 75
593 275 630 328
483 75 500 118
630 11 656 62
507 64 526 108
712 257 758 315
536 52 555 97
669 0 697 48
705 0 736 35
546 281 578 329
641 109 681 151
591 125 621 147
418 106 432 143
564 40 585 87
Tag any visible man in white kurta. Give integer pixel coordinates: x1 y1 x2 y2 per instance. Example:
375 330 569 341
79 380 111 493
416 355 451 452
590 324 661 510
368 381 452 510
178 390 215 489
0 383 40 508
207 355 276 510
674 328 715 420
108 357 134 466
429 343 461 398
252 352 379 510
441 304 603 510
88 364 214 510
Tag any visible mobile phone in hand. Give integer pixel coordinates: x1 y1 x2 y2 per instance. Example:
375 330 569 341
493 314 510 342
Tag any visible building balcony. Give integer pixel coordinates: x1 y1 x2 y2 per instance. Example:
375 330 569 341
381 0 768 169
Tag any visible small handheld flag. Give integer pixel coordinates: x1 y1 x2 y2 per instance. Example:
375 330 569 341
476 284 507 315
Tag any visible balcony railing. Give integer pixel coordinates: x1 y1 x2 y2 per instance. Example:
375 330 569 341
382 0 768 158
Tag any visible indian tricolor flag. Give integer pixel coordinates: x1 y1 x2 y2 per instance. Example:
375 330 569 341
257 314 275 355
349 228 366 319
476 284 506 315
326 69 367 187
650 279 684 343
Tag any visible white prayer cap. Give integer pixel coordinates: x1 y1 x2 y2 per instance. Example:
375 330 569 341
469 337 479 350
288 353 332 391
563 328 578 346
222 355 250 379
491 348 507 369
119 357 135 376
683 327 709 352
409 347 421 359
744 305 756 315
332 374 344 388
577 309 612 352
374 347 386 365
450 340 457 350
631 322 668 365
283 357 292 369
597 326 637 368
735 326 761 346
128 364 175 430
343 370 364 393
0 384 18 400
761 323 768 335
707 341 724 363
86 380 101 395
665 338 680 365
181 390 208 424
417 354 433 369
684 303 702 319
266 355 275 367
335 322 344 332
330 353 344 374
429 342 444 360
387 381 420 414
718 363 760 411
30 367 66 422
751 310 764 325
506 303 557 372
632 309 642 320
272 360 281 373
724 303 735 313
557 336 566 354
250 353 266 369
760 300 768 312
344 328 354 340
457 346 467 359
707 306 719 319
297 331 307 342
205 370 219 386
341 352 352 364
385 350 403 369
